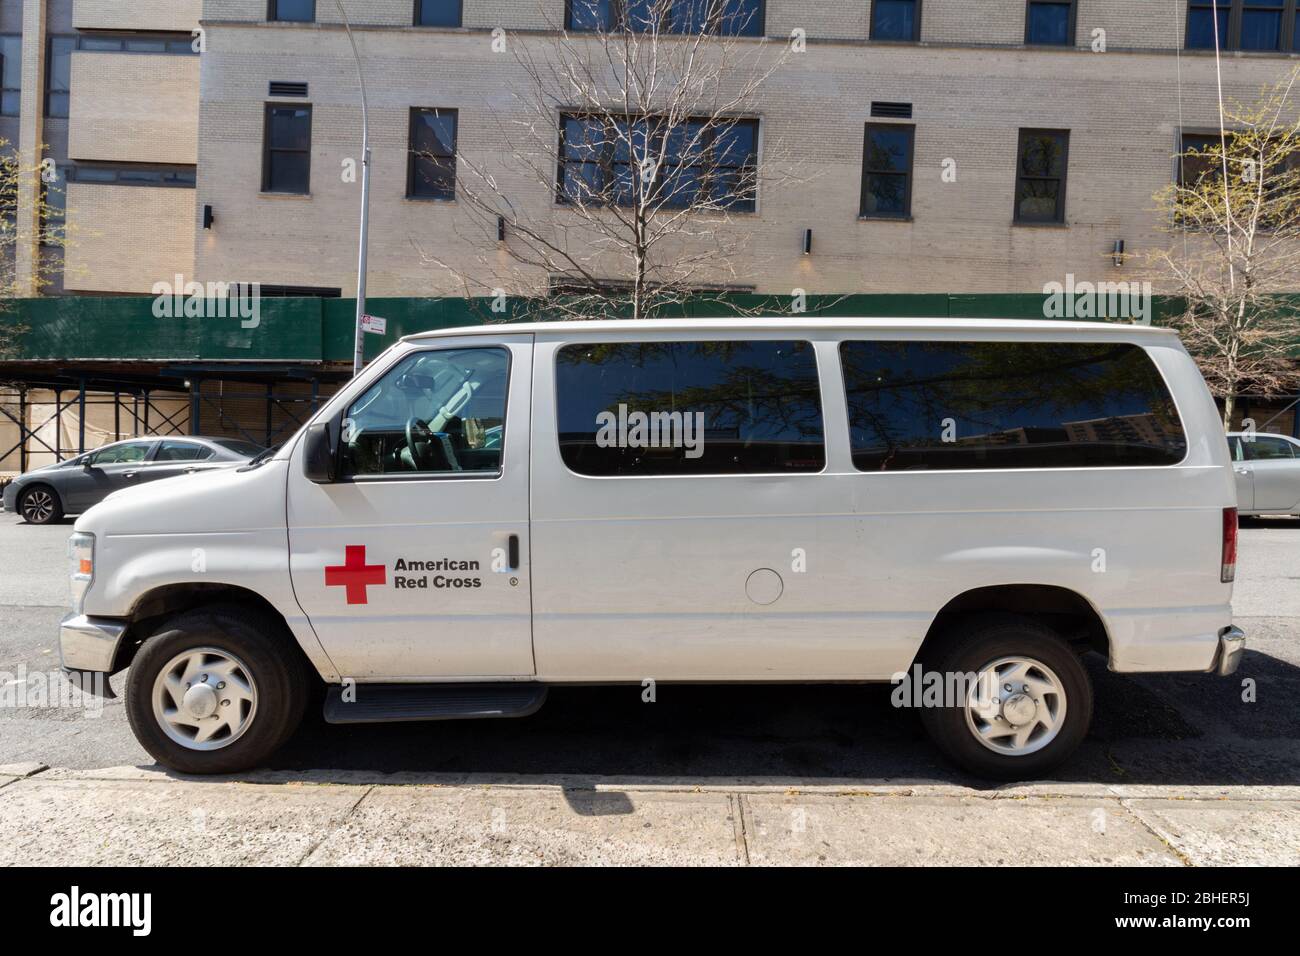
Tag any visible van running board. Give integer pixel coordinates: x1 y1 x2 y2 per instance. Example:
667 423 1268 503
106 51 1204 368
323 682 548 724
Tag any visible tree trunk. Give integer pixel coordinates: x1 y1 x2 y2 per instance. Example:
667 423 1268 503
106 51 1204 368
1222 392 1236 431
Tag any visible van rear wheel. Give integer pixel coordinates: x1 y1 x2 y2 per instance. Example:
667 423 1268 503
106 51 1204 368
125 605 309 774
919 617 1093 780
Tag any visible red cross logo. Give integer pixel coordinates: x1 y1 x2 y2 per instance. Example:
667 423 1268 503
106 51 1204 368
325 545 386 605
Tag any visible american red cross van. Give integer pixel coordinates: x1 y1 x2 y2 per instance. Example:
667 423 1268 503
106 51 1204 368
58 318 1245 780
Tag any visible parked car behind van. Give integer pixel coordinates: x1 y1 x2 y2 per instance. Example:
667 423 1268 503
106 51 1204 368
57 319 1244 780
3 436 263 524
1226 431 1300 517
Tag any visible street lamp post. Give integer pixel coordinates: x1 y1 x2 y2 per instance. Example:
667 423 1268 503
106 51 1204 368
334 0 371 377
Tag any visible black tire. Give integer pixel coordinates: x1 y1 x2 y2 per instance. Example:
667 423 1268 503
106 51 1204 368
919 616 1093 781
19 484 63 525
125 604 310 774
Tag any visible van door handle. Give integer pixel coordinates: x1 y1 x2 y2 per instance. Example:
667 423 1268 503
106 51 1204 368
508 534 520 570
1234 467 1250 475
123 471 138 479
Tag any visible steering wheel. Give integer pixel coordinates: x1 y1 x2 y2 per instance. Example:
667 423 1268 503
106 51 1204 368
405 417 435 469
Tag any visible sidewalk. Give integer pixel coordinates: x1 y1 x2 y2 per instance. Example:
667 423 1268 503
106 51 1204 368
3 764 1298 866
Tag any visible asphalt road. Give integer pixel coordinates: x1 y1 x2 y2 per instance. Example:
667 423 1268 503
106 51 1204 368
1 511 1297 787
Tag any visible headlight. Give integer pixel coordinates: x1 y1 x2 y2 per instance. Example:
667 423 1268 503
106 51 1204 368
68 532 95 614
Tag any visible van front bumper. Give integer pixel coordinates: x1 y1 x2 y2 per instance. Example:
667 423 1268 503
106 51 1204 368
1210 625 1247 676
59 612 127 674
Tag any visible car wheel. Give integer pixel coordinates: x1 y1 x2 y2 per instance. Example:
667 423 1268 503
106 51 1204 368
919 616 1093 781
125 604 310 774
19 485 63 525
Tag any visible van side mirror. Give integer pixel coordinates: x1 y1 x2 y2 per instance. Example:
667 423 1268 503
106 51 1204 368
303 421 337 484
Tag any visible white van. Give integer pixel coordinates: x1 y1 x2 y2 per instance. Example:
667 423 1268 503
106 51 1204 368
59 318 1245 779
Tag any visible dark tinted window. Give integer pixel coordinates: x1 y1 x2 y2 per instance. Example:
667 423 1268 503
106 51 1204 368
0 35 21 117
871 0 920 41
559 115 758 211
840 341 1187 471
861 124 914 217
416 0 463 26
557 340 825 476
1014 129 1069 223
567 0 763 36
263 104 312 194
1186 2 1228 48
155 441 214 462
1025 1 1074 45
408 108 457 199
45 36 74 117
1241 0 1283 50
271 0 315 22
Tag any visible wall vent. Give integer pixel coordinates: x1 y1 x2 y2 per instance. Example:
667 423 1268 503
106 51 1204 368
870 101 913 119
269 81 309 98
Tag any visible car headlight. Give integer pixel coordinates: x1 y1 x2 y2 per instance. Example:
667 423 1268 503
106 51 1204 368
68 532 95 614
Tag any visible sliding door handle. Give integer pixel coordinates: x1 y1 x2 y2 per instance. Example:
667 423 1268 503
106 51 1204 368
508 534 520 570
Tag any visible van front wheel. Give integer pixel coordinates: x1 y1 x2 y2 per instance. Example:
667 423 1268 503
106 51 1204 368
919 618 1093 780
125 605 309 774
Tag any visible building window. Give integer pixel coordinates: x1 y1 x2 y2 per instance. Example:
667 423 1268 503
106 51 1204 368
0 35 20 116
840 341 1187 471
75 32 199 55
263 104 312 194
408 108 458 200
415 0 463 26
860 123 914 218
1014 128 1069 223
871 0 921 41
269 0 315 22
64 162 198 187
558 115 758 211
556 340 825 476
1024 0 1076 45
1179 132 1225 185
40 162 69 246
45 36 75 118
566 1 764 37
1187 0 1295 51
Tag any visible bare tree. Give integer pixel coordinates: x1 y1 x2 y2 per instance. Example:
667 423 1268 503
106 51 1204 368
415 0 806 322
0 141 74 358
1146 70 1300 429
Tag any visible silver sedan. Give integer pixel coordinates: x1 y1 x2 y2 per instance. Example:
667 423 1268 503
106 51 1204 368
1227 431 1300 517
2 436 263 525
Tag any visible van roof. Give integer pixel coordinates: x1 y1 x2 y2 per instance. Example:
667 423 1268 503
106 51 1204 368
401 316 1179 342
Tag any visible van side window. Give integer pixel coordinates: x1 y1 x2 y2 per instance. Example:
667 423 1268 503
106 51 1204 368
840 341 1187 471
557 340 824 476
1243 436 1296 461
341 347 509 477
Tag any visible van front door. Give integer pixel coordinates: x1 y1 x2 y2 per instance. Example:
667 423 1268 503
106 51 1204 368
287 336 534 681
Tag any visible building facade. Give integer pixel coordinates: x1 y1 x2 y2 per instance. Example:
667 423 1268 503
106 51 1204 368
4 0 200 296
186 0 1300 298
4 0 1299 299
